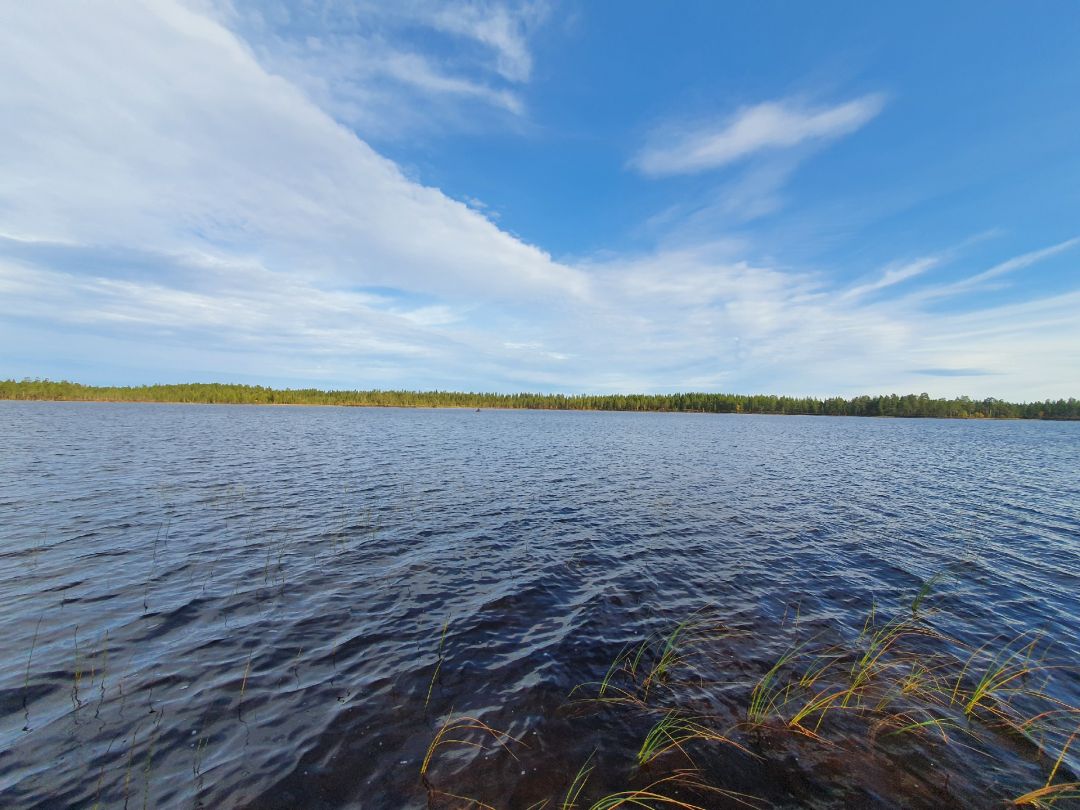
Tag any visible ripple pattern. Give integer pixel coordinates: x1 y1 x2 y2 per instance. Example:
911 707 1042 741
0 402 1078 808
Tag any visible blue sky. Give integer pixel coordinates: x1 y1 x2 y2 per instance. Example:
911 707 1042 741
1 1 1078 398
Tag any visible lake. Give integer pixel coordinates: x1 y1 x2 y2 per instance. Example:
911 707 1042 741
1 402 1077 808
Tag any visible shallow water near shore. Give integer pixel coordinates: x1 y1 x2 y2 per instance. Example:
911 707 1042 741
1 401 1078 808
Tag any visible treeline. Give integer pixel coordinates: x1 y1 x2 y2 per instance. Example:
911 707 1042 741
2 379 1078 420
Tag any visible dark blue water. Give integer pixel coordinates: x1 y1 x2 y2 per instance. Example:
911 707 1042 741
0 402 1077 808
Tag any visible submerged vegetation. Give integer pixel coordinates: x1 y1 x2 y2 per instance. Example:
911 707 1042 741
419 579 1079 808
11 496 1078 807
4 378 1079 419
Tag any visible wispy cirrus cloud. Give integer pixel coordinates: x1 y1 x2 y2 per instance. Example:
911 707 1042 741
913 368 997 377
219 0 549 137
841 257 940 301
903 237 1080 303
430 0 547 82
372 50 525 114
569 239 1080 398
631 94 886 177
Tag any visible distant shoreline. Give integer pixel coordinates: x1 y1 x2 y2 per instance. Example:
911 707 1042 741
3 380 1077 420
4 397 1068 421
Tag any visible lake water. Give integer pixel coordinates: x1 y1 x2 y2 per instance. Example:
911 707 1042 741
1 402 1077 808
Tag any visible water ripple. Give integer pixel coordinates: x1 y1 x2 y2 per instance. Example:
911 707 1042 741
0 403 1077 807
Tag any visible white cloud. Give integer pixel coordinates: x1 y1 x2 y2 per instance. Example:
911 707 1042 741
0 1 584 303
842 257 939 300
0 256 440 358
376 51 524 114
904 237 1080 303
560 242 1080 398
632 94 886 177
430 1 546 82
217 0 547 136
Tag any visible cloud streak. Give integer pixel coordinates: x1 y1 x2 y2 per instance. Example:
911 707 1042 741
902 237 1080 303
221 0 547 136
842 257 940 300
632 94 886 177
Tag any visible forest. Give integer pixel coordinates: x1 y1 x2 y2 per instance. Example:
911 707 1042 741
3 379 1078 419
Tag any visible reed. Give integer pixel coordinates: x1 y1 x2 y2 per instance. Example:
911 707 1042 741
585 773 712 810
911 571 948 618
568 643 646 711
21 613 44 731
94 630 111 720
642 618 693 696
597 643 631 699
420 713 522 784
90 730 124 810
637 711 750 768
1012 782 1080 807
1013 729 1080 806
628 635 654 680
427 789 499 809
561 752 595 810
747 641 806 724
192 734 209 778
426 616 451 709
142 725 160 810
844 614 912 705
71 624 84 712
123 724 141 808
238 652 253 720
587 789 705 810
954 631 1046 720
878 713 964 744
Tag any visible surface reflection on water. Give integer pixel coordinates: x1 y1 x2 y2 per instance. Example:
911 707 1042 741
0 402 1077 807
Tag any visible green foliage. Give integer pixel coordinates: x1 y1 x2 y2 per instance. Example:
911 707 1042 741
2 379 1077 419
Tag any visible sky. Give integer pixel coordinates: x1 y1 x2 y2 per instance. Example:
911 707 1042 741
1 1 1078 399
